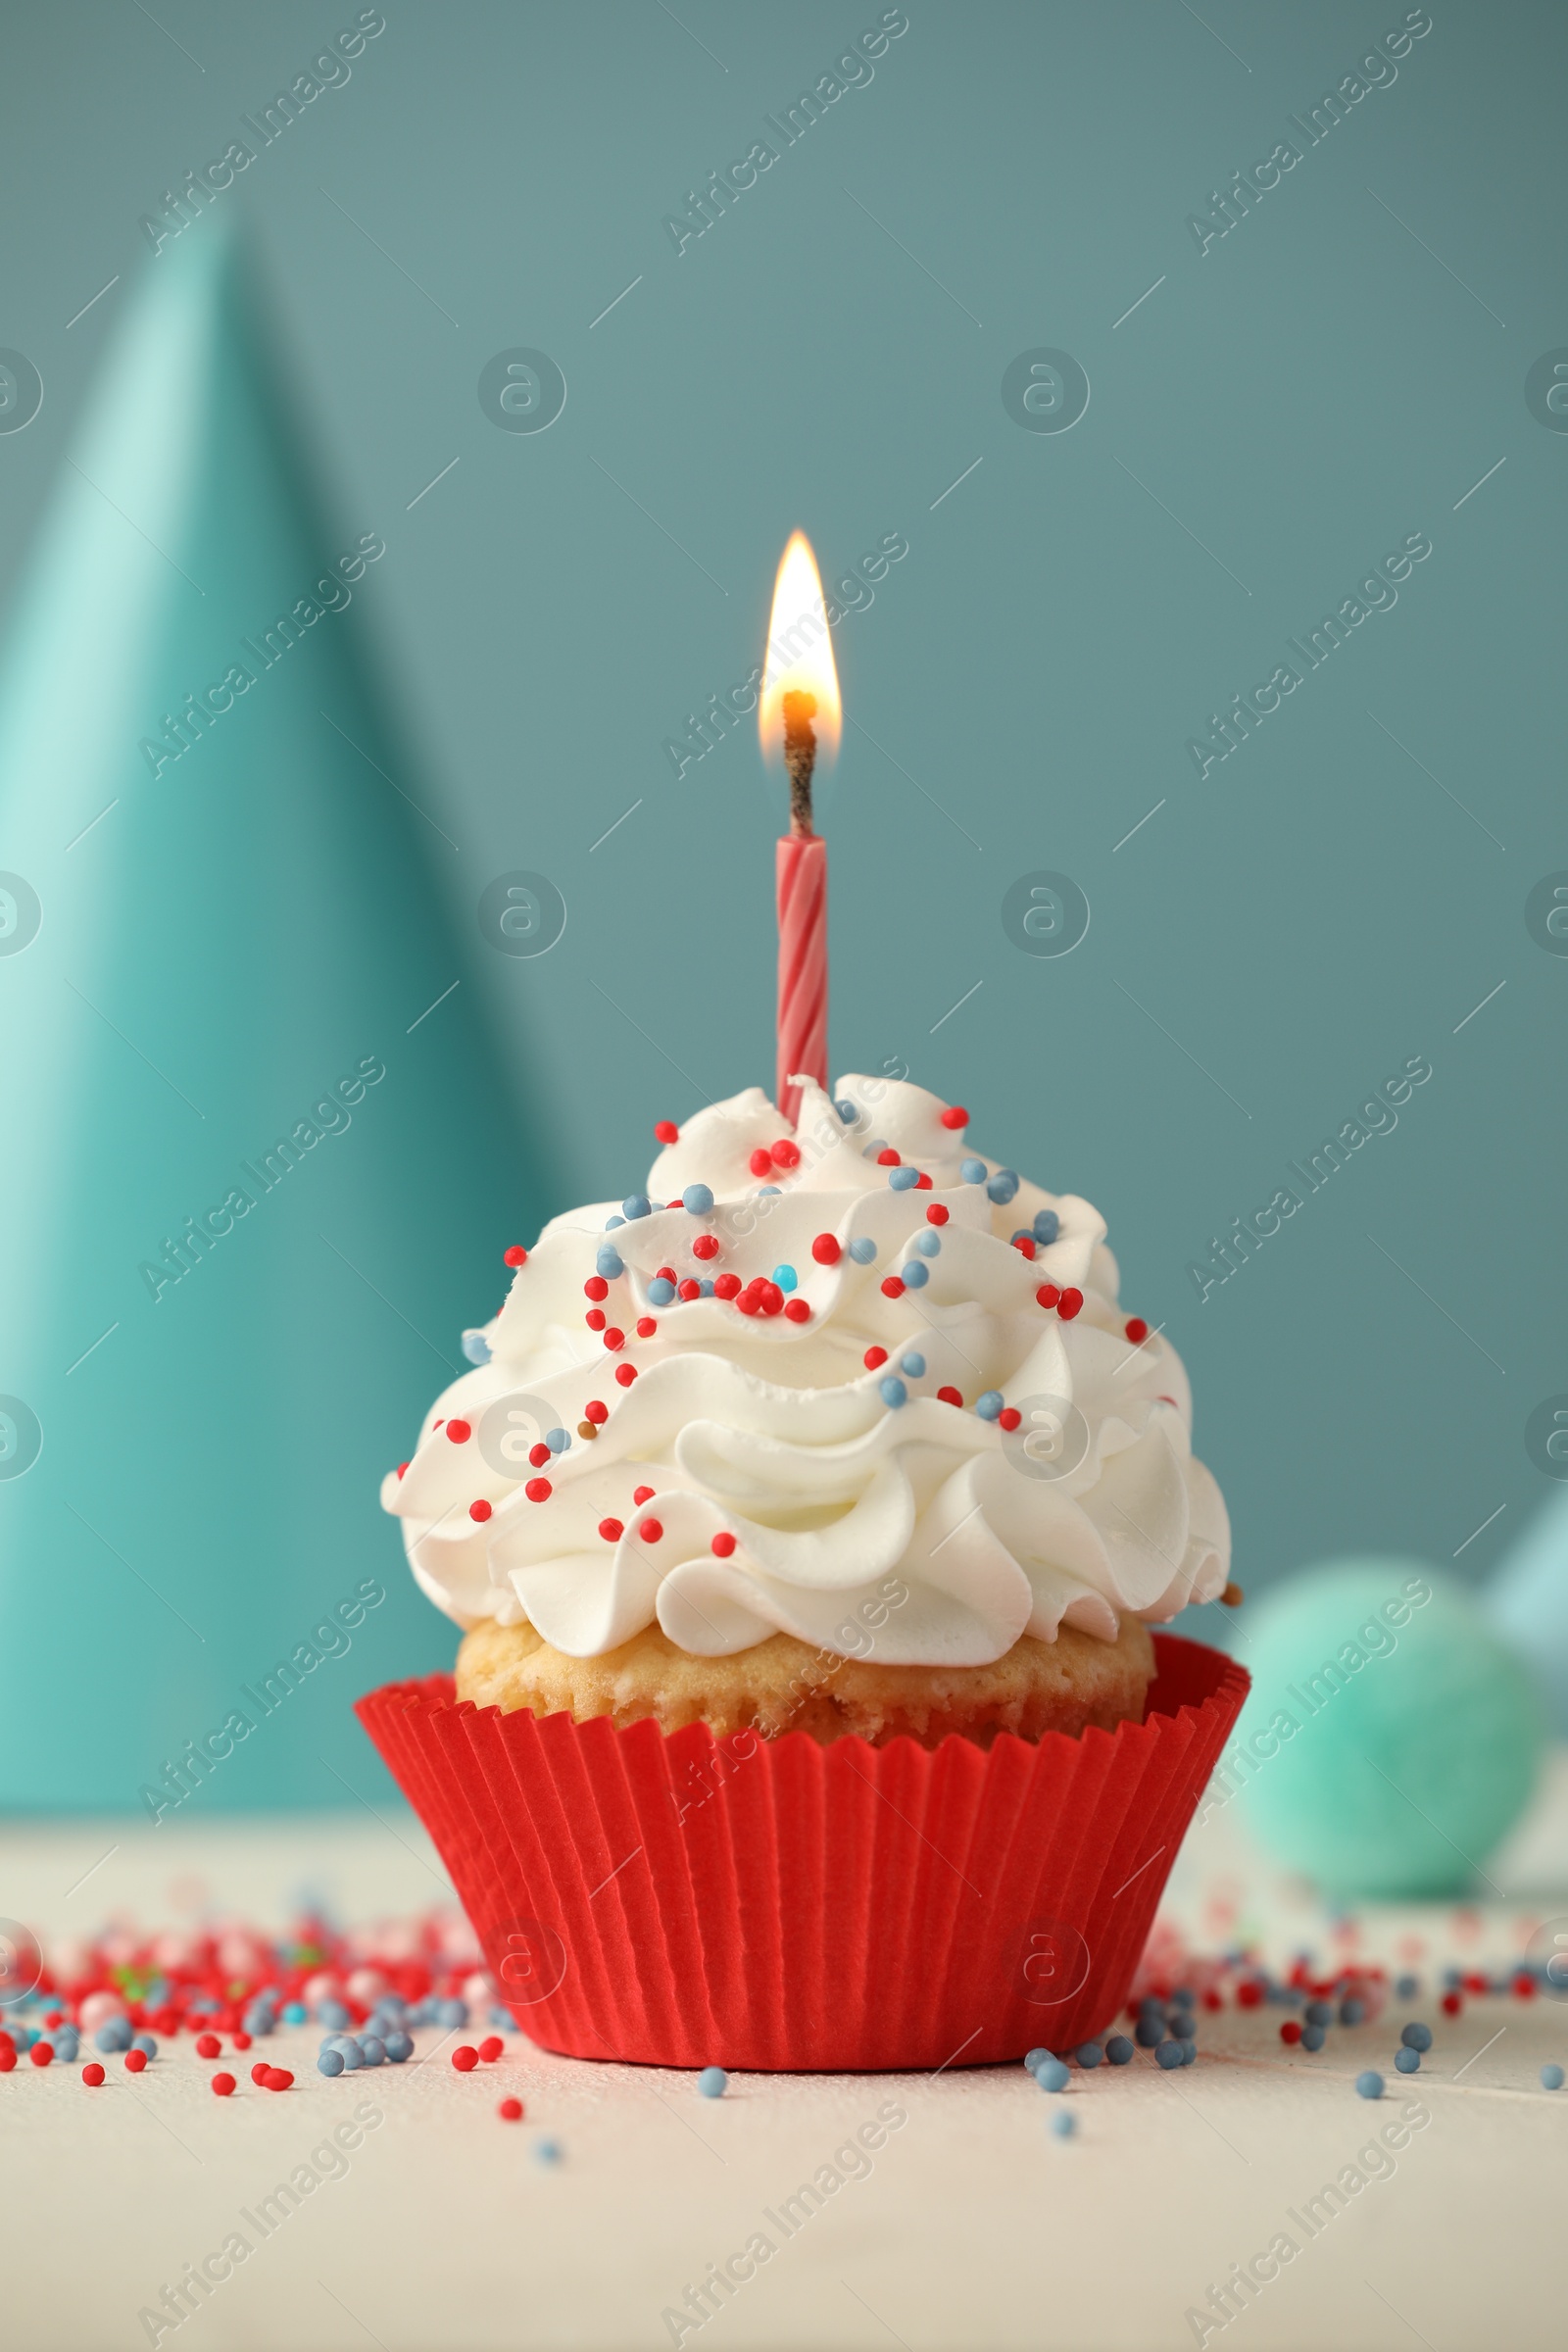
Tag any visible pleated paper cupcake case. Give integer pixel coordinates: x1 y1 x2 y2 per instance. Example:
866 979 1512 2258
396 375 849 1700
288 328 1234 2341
356 1634 1249 2070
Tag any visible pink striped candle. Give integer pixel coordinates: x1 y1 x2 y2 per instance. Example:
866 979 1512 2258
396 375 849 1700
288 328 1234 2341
776 831 827 1124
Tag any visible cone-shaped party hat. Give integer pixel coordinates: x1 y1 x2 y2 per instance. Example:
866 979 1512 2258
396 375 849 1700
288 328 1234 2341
0 218 556 1808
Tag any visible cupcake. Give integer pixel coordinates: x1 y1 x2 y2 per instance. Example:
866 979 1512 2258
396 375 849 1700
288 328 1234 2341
360 1076 1248 2069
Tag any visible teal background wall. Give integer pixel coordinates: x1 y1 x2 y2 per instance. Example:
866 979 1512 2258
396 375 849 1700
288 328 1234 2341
0 2 1562 1807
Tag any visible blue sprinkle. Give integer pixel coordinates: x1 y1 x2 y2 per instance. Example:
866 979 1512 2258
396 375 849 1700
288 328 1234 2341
535 2138 564 2165
358 2035 386 2067
1075 2042 1103 2069
131 2034 157 2059
1340 1996 1365 2027
1033 1209 1060 1245
595 1246 624 1279
1105 2035 1135 2065
1541 2063 1564 2090
622 1193 651 1220
281 2001 307 2026
1024 2047 1051 2074
1396 1974 1420 2000
1134 2017 1164 2048
462 1330 493 1365
914 1230 941 1256
53 2030 80 2061
900 1352 926 1378
317 2049 345 2077
604 1214 625 1230
1050 2110 1076 2138
334 2039 364 2070
699 1279 715 1298
1155 2040 1185 2070
383 2032 413 2064
1181 2040 1198 2066
94 2020 132 2054
437 1997 469 2030
1400 2022 1433 2051
1395 2047 1421 2074
848 1237 877 1264
1300 2024 1327 2052
772 1264 798 1293
1036 2057 1070 2091
987 1169 1020 1204
1442 1966 1463 1989
683 1185 714 1215
1355 2070 1385 2100
887 1165 919 1191
901 1260 929 1288
546 1427 570 1453
879 1377 908 1409
1138 1996 1165 2017
836 1100 858 1123
758 1185 782 1197
959 1157 987 1184
697 2066 728 2098
647 1278 676 1307
975 1392 1004 1421
1304 2000 1333 2028
318 1997 353 2031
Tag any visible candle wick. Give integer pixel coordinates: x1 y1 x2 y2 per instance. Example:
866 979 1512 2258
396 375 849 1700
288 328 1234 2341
783 689 817 836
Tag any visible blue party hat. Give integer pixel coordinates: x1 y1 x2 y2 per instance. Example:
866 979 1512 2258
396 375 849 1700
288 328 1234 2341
0 218 557 1808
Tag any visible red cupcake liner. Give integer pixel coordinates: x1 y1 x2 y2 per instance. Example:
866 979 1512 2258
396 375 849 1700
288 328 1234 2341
356 1632 1248 2071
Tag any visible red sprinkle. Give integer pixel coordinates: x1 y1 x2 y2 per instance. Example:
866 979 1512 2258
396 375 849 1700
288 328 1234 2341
603 1327 625 1351
446 1420 471 1445
638 1518 664 1544
585 1309 607 1332
528 1444 551 1467
525 1478 553 1503
598 1517 624 1542
1057 1289 1084 1321
710 1532 736 1557
748 1148 772 1177
396 1462 409 1479
1236 1981 1264 2009
29 2042 52 2067
784 1298 810 1322
232 2032 252 2051
914 1173 933 1190
713 1272 742 1299
735 1291 762 1317
1125 1317 1150 1345
677 1278 702 1300
654 1120 679 1145
926 1203 950 1225
82 2063 105 2086
1011 1236 1037 1259
810 1234 841 1265
770 1140 801 1169
0 2050 14 2073
863 1347 888 1369
876 1149 901 1167
452 2046 479 2073
1036 1283 1060 1309
1280 2020 1302 2045
211 2073 236 2097
585 1276 610 1302
586 1400 609 1424
1513 1972 1537 1999
499 2095 523 2122
1442 1991 1463 2017
636 1317 658 1339
251 2063 270 2085
265 2069 293 2091
656 1265 677 1283
692 1234 720 1261
880 1276 906 1300
468 1500 493 1523
479 2036 504 2063
940 1105 969 1129
614 1363 638 1386
937 1386 963 1406
633 1485 656 1504
998 1408 1021 1432
123 2049 147 2073
504 1246 528 1267
195 2034 221 2058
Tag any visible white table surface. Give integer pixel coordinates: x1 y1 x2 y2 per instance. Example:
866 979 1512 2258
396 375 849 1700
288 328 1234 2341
3 1760 1565 2352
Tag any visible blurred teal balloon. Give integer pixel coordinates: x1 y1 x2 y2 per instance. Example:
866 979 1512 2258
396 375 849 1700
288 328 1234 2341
0 219 557 1807
1227 1561 1544 1899
1484 1484 1568 1738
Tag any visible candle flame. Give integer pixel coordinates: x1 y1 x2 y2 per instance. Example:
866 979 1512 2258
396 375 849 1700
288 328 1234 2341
759 531 842 767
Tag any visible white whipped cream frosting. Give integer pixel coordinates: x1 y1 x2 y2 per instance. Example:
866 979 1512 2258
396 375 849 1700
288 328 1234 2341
382 1077 1230 1664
